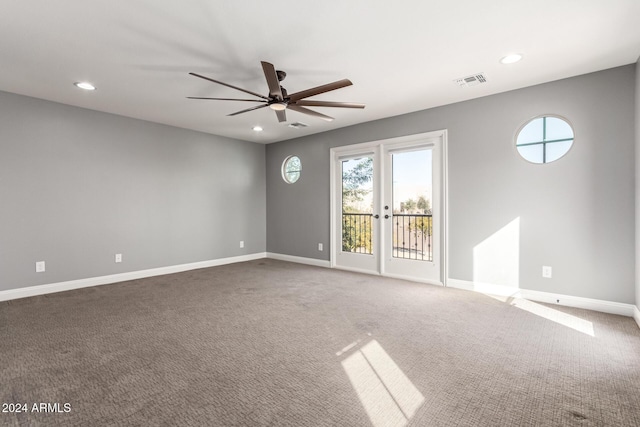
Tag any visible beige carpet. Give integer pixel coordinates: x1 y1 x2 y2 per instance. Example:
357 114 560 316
1 259 639 426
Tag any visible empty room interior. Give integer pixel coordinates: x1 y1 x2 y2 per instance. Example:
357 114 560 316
2 1 640 426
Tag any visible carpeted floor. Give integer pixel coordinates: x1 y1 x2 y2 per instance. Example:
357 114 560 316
1 259 639 426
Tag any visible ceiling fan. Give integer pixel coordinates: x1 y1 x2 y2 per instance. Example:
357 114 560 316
188 61 364 123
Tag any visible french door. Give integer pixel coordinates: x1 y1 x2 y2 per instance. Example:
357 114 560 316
331 131 446 285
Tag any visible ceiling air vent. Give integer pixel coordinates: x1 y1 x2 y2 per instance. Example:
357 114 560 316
454 73 488 87
288 122 308 129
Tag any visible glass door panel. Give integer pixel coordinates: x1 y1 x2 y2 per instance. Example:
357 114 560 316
341 157 374 255
391 149 433 262
383 142 441 284
334 152 379 273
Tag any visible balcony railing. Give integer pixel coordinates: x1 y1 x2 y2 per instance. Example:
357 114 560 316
341 212 432 261
392 214 432 261
342 213 373 254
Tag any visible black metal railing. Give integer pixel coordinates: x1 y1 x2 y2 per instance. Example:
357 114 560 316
341 212 432 261
342 213 373 254
392 214 432 261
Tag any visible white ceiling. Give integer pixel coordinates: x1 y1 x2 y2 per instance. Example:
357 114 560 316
1 1 639 144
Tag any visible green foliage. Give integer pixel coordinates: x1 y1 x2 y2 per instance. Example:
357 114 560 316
341 157 373 252
403 198 416 212
342 214 373 253
408 215 432 237
417 196 431 213
342 157 373 210
401 196 430 213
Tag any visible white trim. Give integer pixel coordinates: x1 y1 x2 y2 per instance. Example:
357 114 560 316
0 253 267 302
380 136 443 282
382 272 443 287
266 252 331 268
442 130 449 287
634 305 640 329
329 146 381 274
333 265 382 276
447 278 635 317
329 149 337 268
334 264 444 286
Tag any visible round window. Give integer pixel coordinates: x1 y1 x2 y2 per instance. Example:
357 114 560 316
516 115 574 164
282 155 302 184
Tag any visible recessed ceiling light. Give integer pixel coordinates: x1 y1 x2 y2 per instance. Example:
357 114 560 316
252 126 263 132
500 54 523 64
74 81 96 91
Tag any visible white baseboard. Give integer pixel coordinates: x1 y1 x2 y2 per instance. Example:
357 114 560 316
447 278 635 317
332 265 382 276
6 256 637 327
0 252 267 302
381 272 443 287
266 252 331 268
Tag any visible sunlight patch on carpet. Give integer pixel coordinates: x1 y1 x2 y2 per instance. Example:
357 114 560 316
510 298 595 336
341 339 424 427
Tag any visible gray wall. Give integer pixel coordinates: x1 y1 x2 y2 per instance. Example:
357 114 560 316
267 65 636 304
0 91 266 292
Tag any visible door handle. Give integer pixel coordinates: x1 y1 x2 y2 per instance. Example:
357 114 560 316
384 215 390 219
373 214 380 219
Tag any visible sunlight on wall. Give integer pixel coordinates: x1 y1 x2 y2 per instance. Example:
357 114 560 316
341 339 424 427
473 217 520 290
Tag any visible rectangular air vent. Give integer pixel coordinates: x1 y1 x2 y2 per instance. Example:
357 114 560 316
288 122 308 129
454 72 488 87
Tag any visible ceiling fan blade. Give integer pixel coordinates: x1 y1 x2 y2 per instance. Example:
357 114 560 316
288 79 353 102
261 61 284 101
227 104 269 117
287 104 334 122
187 97 267 102
189 72 268 100
294 100 365 109
275 109 287 123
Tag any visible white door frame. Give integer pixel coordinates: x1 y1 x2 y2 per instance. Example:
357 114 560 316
381 139 441 284
330 141 381 276
329 130 449 285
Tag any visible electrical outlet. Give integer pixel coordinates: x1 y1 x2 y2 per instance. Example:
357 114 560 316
318 243 323 251
35 261 46 273
115 254 122 263
542 266 552 278
239 241 244 248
